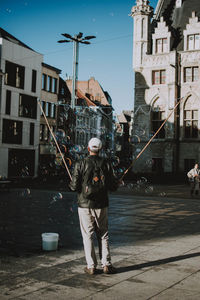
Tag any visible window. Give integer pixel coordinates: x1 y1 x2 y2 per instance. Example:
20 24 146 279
184 110 198 138
44 125 49 141
156 38 167 53
19 94 37 119
152 70 166 85
30 123 34 145
31 70 37 92
39 124 51 141
152 110 165 138
50 103 56 118
5 90 11 115
5 61 25 89
47 76 52 92
40 124 45 141
8 149 35 177
40 101 45 116
45 102 49 117
42 74 47 90
48 102 51 117
187 34 200 50
2 119 23 144
184 67 199 82
52 78 57 93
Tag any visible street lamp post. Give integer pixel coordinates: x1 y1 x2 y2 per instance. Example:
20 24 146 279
58 32 96 109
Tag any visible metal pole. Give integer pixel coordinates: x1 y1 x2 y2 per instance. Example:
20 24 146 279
71 36 79 109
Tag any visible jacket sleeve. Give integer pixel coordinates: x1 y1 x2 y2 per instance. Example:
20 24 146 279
187 169 193 178
69 161 82 192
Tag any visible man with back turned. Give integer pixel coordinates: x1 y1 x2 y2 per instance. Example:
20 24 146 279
69 137 118 275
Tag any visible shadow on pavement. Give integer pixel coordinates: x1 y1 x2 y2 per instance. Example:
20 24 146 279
116 252 200 274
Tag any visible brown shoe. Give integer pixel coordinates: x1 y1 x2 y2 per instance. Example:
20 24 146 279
84 267 96 275
103 265 117 274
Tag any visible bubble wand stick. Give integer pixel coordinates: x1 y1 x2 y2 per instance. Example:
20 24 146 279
37 99 72 181
120 97 184 181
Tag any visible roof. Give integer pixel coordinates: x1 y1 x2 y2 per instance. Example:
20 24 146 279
42 62 61 74
77 77 110 106
66 77 111 107
76 89 96 107
153 0 200 50
117 113 128 123
0 27 35 51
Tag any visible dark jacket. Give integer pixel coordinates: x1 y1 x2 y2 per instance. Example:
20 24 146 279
69 155 118 208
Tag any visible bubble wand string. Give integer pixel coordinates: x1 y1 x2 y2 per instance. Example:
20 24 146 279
37 99 72 181
120 97 184 181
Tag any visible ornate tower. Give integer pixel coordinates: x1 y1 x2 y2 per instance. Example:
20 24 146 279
131 0 153 69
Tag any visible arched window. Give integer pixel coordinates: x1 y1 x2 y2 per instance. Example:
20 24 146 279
151 99 165 138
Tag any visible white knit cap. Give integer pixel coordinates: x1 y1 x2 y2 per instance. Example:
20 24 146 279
88 137 102 152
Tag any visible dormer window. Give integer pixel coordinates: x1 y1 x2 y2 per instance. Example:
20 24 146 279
156 38 167 53
187 34 200 50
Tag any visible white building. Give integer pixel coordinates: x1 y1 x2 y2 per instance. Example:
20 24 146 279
0 28 43 178
131 0 200 176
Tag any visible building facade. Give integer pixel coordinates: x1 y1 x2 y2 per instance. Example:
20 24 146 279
66 77 114 153
131 0 200 176
0 28 43 178
39 63 61 169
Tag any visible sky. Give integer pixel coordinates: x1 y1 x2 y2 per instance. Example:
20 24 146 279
0 0 158 115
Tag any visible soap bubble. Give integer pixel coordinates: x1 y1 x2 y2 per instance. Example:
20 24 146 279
50 192 63 205
136 177 148 189
149 131 155 138
21 166 29 177
112 156 120 167
135 148 141 154
145 185 154 194
130 135 140 144
55 153 63 166
55 129 65 140
135 127 145 137
145 159 153 167
127 183 134 189
160 192 166 197
21 188 31 197
60 144 67 153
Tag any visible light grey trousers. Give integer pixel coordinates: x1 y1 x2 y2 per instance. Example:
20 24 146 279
78 207 111 269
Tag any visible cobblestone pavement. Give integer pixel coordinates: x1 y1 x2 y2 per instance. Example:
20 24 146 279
0 183 197 256
1 184 200 299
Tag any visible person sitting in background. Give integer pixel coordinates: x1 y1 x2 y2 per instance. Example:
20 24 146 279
187 163 200 197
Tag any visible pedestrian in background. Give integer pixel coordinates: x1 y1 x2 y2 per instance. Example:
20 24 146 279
69 138 118 275
187 163 200 197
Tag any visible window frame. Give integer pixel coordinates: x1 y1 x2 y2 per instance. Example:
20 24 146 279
2 119 23 144
31 70 37 92
156 38 167 53
184 66 199 82
5 90 11 115
5 60 25 89
184 109 198 138
152 70 166 85
187 34 200 50
151 110 165 139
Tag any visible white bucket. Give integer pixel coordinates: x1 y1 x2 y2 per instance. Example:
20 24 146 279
41 233 59 251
